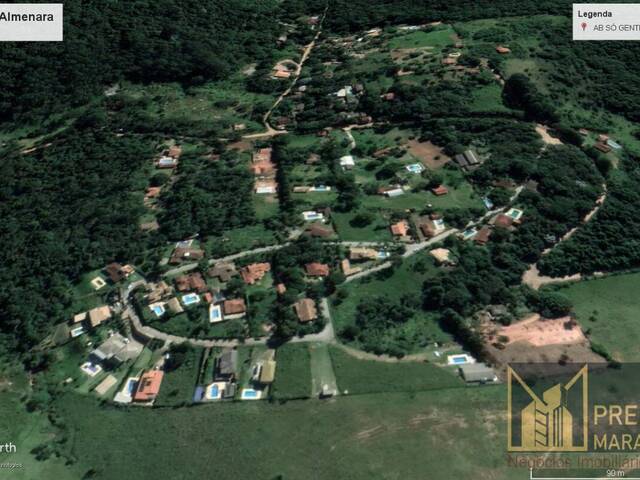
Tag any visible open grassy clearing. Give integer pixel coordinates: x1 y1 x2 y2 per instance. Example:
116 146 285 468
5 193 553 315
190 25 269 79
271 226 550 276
271 343 312 400
155 347 203 406
469 83 511 113
309 342 338 397
118 77 275 135
387 26 455 50
329 346 463 395
331 211 393 242
553 272 640 362
0 375 76 480
205 224 279 257
52 384 537 480
330 253 453 350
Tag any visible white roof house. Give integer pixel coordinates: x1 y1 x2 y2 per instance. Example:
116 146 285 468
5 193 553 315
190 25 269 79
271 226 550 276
334 86 353 98
302 211 325 222
385 188 404 197
339 155 355 169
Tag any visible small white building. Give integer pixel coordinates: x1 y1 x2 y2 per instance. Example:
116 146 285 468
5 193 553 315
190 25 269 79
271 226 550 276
302 211 325 222
385 188 404 198
339 155 355 170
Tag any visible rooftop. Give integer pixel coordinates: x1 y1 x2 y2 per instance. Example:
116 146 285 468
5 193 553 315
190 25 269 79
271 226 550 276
305 262 330 277
294 298 317 322
390 221 409 237
223 298 246 315
240 262 271 285
133 370 164 402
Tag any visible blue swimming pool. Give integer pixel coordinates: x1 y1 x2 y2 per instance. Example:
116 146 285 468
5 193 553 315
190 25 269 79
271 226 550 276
210 308 221 321
151 305 165 316
242 389 259 399
182 293 200 306
126 379 138 395
452 357 466 364
210 385 219 397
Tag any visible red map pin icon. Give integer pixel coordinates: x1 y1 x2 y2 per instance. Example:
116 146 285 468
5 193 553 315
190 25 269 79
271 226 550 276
581 22 587 31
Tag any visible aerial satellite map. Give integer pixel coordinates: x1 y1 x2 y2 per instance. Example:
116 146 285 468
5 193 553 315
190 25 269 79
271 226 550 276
2 0 640 478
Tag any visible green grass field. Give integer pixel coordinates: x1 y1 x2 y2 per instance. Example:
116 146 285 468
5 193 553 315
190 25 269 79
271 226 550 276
387 27 455 50
271 343 312 400
309 342 338 397
469 83 511 113
0 374 76 480
155 347 203 406
554 272 640 362
329 346 463 395
330 253 453 354
51 384 541 480
331 211 393 242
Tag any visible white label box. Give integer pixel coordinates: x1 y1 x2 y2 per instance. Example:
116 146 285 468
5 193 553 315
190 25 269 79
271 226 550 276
574 3 640 40
0 3 62 41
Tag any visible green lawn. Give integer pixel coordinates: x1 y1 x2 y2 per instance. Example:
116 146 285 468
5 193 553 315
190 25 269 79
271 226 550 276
253 194 279 220
330 253 453 353
331 211 393 242
121 78 274 135
271 343 312 400
155 347 203 406
329 346 463 395
51 384 537 480
0 374 77 480
332 253 435 328
360 184 479 211
309 342 338 397
205 224 279 257
469 83 511 113
388 27 455 50
554 272 640 362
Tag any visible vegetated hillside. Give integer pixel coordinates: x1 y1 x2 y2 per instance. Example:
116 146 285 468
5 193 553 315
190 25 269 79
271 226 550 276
539 161 640 276
283 0 572 32
0 127 154 361
0 0 279 123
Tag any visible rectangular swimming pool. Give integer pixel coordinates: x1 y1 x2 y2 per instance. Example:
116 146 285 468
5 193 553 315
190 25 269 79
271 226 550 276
182 293 200 306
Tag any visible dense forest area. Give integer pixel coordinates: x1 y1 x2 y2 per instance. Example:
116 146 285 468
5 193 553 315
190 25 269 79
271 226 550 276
159 150 255 240
539 159 640 276
0 128 154 360
0 0 279 123
283 0 573 33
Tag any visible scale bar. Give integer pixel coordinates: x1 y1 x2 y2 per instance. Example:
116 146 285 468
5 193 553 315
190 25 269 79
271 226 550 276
531 468 640 480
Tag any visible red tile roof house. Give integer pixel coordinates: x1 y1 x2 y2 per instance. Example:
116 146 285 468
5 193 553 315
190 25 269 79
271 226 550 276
474 226 492 245
169 247 204 265
240 262 271 285
419 222 436 239
133 370 164 403
104 263 134 283
175 273 208 293
431 185 449 196
390 220 409 237
223 299 247 319
305 262 330 277
492 214 515 229
251 148 275 176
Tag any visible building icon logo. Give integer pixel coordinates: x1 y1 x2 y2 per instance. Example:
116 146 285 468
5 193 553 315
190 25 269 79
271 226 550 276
508 365 588 452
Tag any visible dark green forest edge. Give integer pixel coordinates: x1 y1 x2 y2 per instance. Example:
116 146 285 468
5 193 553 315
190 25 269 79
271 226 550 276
2 0 640 477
